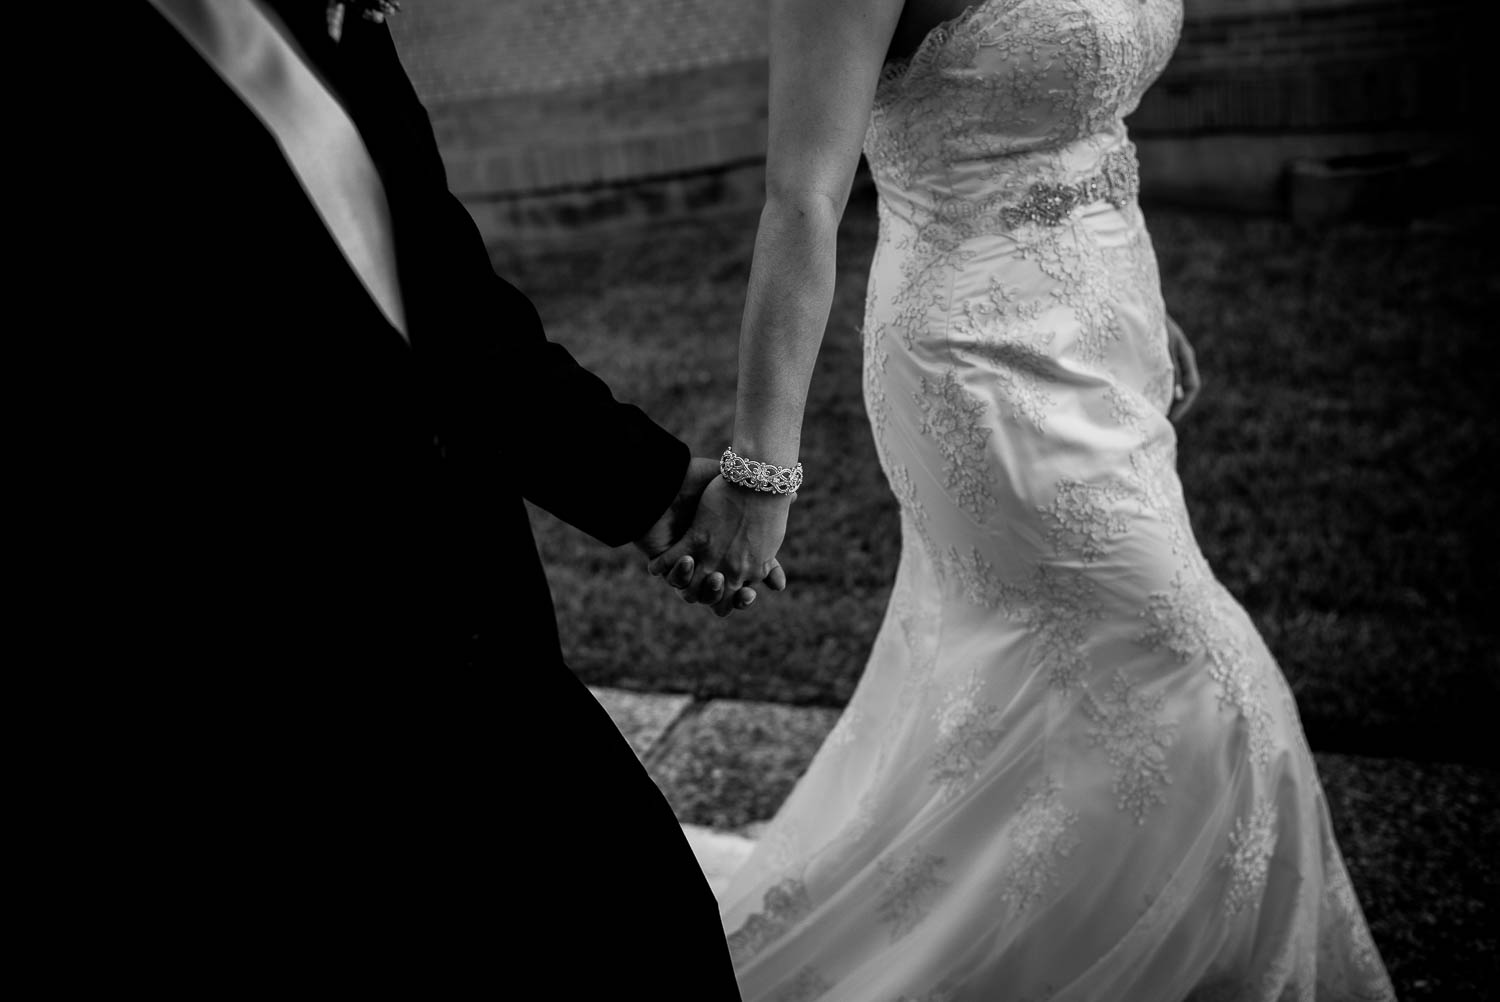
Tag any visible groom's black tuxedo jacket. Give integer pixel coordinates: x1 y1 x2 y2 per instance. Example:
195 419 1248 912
19 5 738 995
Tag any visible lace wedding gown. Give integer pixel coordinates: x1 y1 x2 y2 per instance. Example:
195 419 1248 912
716 2 1396 1000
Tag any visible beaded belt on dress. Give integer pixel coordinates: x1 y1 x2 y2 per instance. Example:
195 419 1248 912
934 147 1141 229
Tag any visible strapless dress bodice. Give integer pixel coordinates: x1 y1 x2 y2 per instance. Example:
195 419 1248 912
866 0 1183 228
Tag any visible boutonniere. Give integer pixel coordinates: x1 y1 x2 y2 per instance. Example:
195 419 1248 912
326 1 400 43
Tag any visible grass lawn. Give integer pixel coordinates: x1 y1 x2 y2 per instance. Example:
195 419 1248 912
496 185 1497 767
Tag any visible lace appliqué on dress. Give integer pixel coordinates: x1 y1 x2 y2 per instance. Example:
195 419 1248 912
973 341 1060 431
771 966 835 1002
1221 799 1279 916
1039 478 1137 562
1316 827 1398 1001
897 988 959 1002
953 276 1061 431
727 876 813 967
888 464 945 581
945 545 1003 607
891 229 975 351
821 705 864 753
1030 228 1128 368
915 369 995 517
938 552 1102 692
876 845 952 941
1083 671 1180 824
1106 382 1151 431
1140 574 1277 768
1126 439 1197 560
999 779 1083 912
863 323 893 441
1009 565 1105 692
930 670 1009 799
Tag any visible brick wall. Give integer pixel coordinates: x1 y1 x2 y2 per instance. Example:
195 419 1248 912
1135 0 1472 134
389 0 1477 230
427 60 768 198
1134 0 1478 209
392 0 766 100
392 0 769 213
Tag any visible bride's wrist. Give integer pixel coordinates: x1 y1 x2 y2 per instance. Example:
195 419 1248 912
720 446 803 496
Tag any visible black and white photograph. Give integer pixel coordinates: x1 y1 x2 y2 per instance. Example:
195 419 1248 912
21 1 1492 998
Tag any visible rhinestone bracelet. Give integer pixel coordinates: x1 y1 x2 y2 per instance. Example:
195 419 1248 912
720 447 803 495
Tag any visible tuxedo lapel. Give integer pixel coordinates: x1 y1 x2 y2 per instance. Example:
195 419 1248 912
255 0 448 348
139 3 418 358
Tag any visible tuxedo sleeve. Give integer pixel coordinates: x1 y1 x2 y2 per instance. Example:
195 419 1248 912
353 24 690 548
442 257 691 548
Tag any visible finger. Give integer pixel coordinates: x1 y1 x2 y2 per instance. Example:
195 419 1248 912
682 546 720 598
732 587 757 610
1177 377 1200 418
708 568 753 616
648 538 694 578
1175 344 1201 419
695 571 727 606
673 556 708 605
1164 335 1187 422
678 561 705 600
764 560 787 592
711 587 741 618
1169 381 1191 423
666 555 695 590
1180 340 1201 395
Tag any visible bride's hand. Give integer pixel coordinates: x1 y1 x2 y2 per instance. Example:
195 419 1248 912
634 457 763 612
647 477 791 618
1166 314 1201 422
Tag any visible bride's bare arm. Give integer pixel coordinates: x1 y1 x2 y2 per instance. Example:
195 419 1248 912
734 0 906 467
649 0 905 611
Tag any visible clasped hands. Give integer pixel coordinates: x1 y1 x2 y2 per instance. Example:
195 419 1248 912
633 457 792 618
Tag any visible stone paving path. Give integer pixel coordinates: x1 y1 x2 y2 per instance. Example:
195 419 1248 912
588 685 1500 1000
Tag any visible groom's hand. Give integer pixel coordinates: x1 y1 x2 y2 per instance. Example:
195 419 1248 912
634 457 765 613
646 473 792 618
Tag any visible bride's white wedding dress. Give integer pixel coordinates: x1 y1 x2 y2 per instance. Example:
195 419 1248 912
716 2 1396 999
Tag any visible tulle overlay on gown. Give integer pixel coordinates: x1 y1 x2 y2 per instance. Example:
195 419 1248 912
717 1 1396 999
